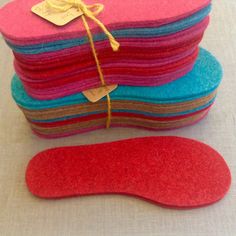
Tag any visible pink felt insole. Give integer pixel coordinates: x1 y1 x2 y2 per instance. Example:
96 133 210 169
0 0 210 42
26 136 231 208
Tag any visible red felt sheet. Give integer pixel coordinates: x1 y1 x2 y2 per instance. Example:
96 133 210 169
26 136 231 208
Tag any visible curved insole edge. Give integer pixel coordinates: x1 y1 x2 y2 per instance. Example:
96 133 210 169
13 18 208 64
14 45 200 79
31 109 210 138
26 136 231 208
19 90 216 121
0 0 210 42
28 105 211 130
22 98 215 123
11 48 223 110
5 6 211 54
28 106 212 130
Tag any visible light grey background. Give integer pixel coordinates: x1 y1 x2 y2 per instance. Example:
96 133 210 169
0 0 235 235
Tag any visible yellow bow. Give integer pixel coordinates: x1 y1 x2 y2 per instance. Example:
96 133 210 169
46 0 120 51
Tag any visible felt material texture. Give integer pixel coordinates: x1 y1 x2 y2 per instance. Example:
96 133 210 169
28 107 211 138
14 25 205 73
20 92 217 121
15 47 199 80
0 0 216 138
12 48 222 109
30 106 211 125
32 110 209 139
0 2 211 99
13 17 208 66
9 16 209 99
4 6 211 54
10 48 222 138
14 88 216 137
0 0 210 43
26 136 231 208
15 48 199 99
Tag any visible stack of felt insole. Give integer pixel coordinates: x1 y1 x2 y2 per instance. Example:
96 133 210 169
0 0 211 99
11 49 222 138
1 0 222 138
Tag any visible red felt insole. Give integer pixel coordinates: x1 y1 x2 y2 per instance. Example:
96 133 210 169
15 33 202 75
26 136 231 208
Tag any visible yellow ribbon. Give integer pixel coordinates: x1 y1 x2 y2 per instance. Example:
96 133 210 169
46 0 120 128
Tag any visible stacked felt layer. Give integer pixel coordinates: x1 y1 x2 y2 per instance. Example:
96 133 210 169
12 49 222 138
0 0 211 100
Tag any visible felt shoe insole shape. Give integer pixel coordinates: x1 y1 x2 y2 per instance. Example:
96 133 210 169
26 136 231 208
11 48 222 109
31 107 209 139
15 47 199 80
22 91 216 121
13 17 208 66
28 108 211 138
5 6 210 54
15 49 198 96
0 0 210 42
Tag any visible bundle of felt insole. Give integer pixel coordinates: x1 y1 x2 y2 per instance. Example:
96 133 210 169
0 0 212 100
12 48 222 138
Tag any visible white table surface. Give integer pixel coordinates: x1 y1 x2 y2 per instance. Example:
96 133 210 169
0 0 235 235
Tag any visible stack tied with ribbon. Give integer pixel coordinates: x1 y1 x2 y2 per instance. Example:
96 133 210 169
11 48 222 138
0 0 211 99
0 0 221 137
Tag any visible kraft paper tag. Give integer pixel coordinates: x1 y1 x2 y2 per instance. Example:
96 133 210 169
82 85 118 103
31 1 83 26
